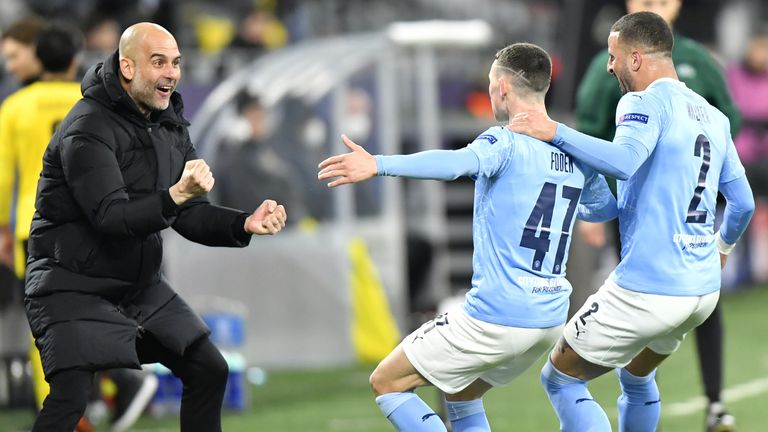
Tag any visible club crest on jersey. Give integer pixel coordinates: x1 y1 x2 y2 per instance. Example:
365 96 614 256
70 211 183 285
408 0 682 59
619 113 649 124
476 134 498 144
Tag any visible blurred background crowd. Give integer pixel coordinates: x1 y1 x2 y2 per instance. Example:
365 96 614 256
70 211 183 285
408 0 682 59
0 0 767 429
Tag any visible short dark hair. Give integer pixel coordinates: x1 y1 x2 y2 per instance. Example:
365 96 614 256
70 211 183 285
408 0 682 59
1 16 45 44
494 42 551 95
611 11 674 57
35 23 82 73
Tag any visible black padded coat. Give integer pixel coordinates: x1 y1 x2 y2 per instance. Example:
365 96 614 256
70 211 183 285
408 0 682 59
24 51 252 379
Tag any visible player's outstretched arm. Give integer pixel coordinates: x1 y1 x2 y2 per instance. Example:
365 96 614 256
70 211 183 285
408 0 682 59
318 134 377 188
318 134 480 187
244 199 287 235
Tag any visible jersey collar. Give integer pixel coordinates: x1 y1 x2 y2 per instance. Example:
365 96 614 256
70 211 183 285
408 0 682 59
647 77 686 90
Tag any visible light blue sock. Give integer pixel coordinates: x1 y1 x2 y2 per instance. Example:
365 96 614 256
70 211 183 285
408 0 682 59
376 392 447 431
540 358 611 432
446 399 490 431
617 368 660 432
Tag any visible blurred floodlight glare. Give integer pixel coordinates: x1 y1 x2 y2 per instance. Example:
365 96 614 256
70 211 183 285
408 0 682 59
387 20 492 47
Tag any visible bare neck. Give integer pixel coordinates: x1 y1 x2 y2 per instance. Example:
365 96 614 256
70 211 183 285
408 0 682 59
635 57 679 91
508 97 546 122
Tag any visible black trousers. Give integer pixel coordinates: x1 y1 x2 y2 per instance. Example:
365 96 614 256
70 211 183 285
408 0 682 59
32 334 228 432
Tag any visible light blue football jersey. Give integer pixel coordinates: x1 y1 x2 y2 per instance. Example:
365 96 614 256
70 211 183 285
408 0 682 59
463 126 613 327
611 78 746 296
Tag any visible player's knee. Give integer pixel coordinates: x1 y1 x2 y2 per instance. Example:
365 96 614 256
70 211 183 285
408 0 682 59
369 368 383 395
369 367 392 396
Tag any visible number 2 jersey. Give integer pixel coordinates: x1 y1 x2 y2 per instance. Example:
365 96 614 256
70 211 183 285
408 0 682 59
462 127 615 328
611 78 746 296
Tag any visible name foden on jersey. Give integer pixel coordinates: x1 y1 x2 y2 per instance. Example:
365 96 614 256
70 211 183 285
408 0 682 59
551 152 574 173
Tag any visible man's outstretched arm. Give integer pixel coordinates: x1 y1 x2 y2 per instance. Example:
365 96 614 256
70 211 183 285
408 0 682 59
318 134 480 187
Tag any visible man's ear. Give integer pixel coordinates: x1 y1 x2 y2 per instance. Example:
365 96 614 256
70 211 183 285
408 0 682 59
499 76 508 99
119 57 134 81
630 50 642 72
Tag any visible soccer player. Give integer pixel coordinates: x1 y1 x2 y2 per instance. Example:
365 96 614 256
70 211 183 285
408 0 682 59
576 2 742 427
318 43 617 431
509 12 755 431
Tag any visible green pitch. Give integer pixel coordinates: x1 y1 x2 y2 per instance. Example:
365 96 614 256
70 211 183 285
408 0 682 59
3 285 767 431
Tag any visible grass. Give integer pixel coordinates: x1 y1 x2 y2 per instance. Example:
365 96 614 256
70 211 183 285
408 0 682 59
2 285 767 431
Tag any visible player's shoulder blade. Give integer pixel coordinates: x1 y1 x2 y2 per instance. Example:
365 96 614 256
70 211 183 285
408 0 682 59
474 126 506 145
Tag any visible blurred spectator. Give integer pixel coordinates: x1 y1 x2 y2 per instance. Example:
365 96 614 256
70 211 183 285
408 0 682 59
1 16 44 87
727 32 768 182
82 14 120 55
215 92 307 224
726 31 768 283
0 15 45 280
229 7 288 53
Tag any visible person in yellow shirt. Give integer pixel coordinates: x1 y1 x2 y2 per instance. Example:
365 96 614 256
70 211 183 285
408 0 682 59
0 30 82 281
0 21 87 426
0 16 45 275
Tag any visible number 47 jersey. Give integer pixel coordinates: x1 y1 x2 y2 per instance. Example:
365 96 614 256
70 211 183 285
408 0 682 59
611 78 746 297
462 127 616 328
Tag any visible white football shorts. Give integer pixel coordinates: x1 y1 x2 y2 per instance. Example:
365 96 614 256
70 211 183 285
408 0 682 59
402 306 562 394
563 278 719 368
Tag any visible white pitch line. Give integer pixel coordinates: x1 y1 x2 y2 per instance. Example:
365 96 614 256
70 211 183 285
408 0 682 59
665 376 768 416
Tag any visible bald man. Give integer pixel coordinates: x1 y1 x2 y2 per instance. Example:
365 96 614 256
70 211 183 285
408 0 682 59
24 23 287 431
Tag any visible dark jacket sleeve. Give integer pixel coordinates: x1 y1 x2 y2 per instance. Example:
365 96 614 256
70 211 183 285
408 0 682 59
170 132 252 247
61 132 176 236
172 199 251 247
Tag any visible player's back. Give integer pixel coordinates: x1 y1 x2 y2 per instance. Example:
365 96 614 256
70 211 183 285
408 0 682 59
613 79 737 296
463 126 590 328
0 80 81 239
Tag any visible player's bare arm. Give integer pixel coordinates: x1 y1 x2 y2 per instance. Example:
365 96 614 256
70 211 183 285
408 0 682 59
317 134 377 187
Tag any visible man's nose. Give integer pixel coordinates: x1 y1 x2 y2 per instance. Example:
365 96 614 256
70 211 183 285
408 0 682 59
164 64 179 79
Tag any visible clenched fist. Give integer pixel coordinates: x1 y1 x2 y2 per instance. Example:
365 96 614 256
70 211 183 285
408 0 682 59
169 159 215 205
245 200 287 235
